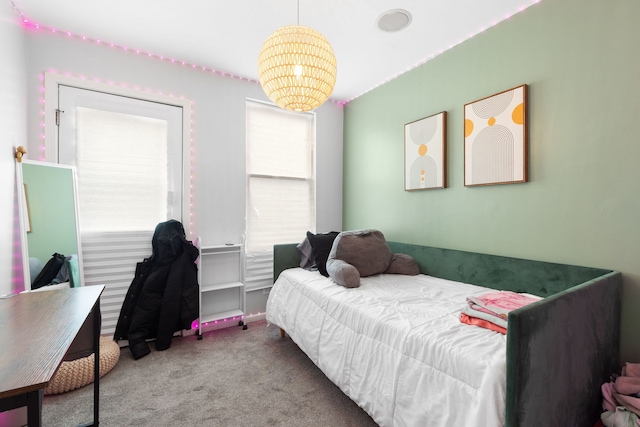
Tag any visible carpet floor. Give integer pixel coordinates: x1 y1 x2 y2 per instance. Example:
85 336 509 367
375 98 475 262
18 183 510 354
42 320 379 426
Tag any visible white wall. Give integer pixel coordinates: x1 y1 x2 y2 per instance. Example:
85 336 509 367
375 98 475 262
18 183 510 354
0 3 29 427
23 28 343 313
0 1 27 296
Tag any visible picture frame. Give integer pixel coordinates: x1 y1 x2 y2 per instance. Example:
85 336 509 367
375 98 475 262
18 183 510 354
404 111 447 191
464 84 527 187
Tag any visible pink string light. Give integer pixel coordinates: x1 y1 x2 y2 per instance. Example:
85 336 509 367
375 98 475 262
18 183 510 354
12 4 345 107
39 70 197 234
192 313 256 331
340 0 542 103
19 14 261 84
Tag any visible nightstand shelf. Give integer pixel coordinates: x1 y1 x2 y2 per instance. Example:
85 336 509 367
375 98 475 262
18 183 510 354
200 281 244 292
199 309 245 325
196 238 246 339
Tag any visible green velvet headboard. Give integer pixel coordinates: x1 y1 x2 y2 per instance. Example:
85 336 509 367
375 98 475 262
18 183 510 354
274 241 611 297
386 241 612 297
273 241 622 427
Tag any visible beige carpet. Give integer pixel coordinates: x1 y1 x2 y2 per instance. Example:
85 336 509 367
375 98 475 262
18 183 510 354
42 320 379 426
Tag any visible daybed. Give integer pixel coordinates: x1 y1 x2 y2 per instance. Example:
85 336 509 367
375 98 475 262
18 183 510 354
267 240 622 427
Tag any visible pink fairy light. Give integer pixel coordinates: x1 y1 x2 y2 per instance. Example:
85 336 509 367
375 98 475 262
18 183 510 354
191 313 249 331
39 70 197 231
340 1 542 103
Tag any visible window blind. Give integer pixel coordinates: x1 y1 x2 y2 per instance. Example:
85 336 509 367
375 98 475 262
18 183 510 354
245 101 315 290
76 107 169 231
81 231 153 336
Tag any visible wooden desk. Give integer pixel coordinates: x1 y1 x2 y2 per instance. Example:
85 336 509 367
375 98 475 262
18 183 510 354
0 286 104 427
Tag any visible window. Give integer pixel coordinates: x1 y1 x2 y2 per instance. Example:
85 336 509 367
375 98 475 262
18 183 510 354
73 107 173 231
245 101 315 289
48 76 190 336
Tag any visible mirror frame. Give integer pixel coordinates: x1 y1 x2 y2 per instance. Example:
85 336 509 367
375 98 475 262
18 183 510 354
16 159 84 291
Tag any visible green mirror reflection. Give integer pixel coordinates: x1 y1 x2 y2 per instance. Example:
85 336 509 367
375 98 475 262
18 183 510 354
18 160 83 290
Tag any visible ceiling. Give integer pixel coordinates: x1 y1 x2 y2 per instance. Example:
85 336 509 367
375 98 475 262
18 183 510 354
11 0 540 103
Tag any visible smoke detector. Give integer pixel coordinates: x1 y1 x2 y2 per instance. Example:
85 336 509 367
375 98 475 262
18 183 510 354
376 9 412 32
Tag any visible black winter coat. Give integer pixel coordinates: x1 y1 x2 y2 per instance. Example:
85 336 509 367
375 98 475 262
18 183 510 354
114 220 199 359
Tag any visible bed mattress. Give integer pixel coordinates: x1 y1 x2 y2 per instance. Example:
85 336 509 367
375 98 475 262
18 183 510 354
266 268 507 427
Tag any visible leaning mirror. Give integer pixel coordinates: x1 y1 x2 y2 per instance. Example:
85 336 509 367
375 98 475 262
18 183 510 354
17 159 84 290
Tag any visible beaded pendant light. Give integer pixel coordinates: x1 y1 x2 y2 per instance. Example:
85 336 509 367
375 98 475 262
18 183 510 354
258 1 337 112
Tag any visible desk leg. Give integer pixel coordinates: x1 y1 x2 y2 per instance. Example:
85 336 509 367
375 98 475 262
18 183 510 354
77 298 101 427
26 390 42 427
93 298 100 424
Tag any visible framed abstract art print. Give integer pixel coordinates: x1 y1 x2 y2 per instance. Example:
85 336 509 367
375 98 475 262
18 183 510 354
404 111 447 191
464 84 528 187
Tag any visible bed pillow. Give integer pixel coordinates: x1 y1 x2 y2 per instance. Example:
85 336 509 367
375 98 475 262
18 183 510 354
326 229 394 287
296 237 315 269
306 231 340 277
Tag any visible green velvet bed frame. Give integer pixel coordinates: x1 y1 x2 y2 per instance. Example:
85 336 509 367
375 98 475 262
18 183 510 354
273 241 622 427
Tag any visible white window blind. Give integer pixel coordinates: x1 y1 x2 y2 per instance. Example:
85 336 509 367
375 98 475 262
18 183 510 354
74 108 173 335
76 107 169 231
245 101 315 290
81 230 154 335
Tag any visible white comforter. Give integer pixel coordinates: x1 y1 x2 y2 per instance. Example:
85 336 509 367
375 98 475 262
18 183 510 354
266 268 507 427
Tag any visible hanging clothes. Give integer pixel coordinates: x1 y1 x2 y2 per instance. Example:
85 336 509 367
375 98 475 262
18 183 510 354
114 220 199 359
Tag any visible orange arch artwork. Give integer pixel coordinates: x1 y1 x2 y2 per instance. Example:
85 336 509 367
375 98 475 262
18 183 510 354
404 111 447 191
464 84 528 186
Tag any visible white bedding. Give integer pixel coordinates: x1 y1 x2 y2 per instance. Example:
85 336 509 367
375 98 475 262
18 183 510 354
266 268 507 427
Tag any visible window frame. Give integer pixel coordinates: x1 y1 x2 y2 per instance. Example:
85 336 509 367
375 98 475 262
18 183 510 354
43 72 193 237
245 99 317 254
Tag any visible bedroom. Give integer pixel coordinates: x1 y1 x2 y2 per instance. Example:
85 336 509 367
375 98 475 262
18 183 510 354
1 0 639 425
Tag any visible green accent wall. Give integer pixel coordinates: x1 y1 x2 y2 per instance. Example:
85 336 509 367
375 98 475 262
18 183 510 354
343 0 640 362
23 163 79 266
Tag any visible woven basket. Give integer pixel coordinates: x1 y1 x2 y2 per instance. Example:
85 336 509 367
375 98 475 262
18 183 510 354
45 336 120 395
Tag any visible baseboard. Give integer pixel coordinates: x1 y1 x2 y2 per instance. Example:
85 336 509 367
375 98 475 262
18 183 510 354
245 312 266 323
